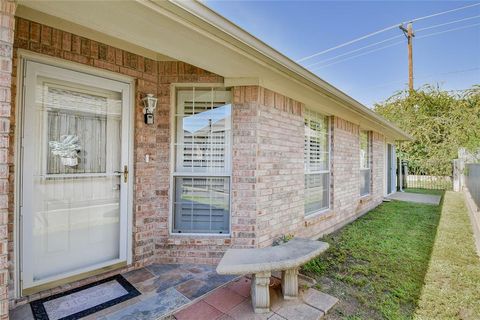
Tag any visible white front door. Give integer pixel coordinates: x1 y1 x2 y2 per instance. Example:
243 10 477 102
20 60 132 291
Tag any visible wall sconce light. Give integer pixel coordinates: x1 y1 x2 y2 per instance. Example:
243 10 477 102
142 93 158 124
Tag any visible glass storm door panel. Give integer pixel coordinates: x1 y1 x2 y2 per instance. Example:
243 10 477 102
21 61 131 290
391 145 397 192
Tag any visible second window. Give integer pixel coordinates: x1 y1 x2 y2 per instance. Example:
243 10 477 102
360 130 371 196
304 108 330 215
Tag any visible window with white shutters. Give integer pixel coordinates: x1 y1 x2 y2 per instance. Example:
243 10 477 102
304 108 330 215
173 88 231 234
360 130 371 196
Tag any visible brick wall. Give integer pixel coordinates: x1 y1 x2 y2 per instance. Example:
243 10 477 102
231 86 260 248
255 91 305 247
9 17 223 306
0 1 14 318
228 87 386 246
332 117 361 220
230 86 305 248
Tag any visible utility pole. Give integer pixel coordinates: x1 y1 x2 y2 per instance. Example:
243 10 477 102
399 23 415 92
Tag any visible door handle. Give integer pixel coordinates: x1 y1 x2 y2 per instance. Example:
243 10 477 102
114 165 129 183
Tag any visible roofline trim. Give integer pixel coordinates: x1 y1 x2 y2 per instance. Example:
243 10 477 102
149 0 413 140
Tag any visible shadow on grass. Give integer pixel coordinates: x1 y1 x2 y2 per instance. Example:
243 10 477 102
302 191 444 320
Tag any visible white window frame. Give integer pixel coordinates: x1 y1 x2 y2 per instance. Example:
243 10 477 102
360 130 372 197
170 85 232 236
304 108 331 216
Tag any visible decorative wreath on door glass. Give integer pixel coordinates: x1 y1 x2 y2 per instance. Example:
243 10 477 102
49 135 81 167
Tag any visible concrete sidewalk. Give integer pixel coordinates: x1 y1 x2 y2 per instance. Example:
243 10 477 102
386 192 441 205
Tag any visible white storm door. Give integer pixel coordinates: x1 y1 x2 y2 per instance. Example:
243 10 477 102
21 61 132 290
391 145 397 193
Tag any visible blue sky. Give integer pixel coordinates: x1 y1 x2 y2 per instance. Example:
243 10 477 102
204 1 480 107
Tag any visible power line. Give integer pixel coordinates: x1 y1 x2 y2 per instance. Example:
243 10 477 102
416 14 480 32
416 21 480 39
296 2 480 62
305 34 403 68
309 22 480 70
309 40 405 70
415 67 479 81
305 15 480 69
363 67 480 90
296 24 399 62
409 2 480 23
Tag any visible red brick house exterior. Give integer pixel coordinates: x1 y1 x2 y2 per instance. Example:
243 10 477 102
0 1 409 317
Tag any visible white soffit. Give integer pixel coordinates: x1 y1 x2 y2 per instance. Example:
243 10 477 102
17 0 411 141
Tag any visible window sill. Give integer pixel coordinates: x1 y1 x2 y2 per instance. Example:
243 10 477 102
359 194 372 203
169 232 231 238
305 208 331 220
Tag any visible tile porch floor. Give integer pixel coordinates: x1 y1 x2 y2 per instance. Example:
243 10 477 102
173 275 338 320
11 264 338 320
10 264 236 320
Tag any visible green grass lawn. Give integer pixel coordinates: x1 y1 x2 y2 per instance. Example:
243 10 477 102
303 192 443 320
414 192 480 320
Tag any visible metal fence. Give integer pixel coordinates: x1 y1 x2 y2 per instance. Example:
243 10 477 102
466 164 480 208
405 174 453 190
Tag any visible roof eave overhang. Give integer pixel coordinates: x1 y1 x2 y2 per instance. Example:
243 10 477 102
16 0 412 141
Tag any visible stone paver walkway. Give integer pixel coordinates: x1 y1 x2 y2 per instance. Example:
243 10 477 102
173 275 338 320
387 191 441 205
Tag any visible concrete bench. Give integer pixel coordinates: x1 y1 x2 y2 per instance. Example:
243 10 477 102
216 238 329 313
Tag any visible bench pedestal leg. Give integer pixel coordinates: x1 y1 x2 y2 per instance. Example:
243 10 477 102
251 271 271 313
281 268 299 299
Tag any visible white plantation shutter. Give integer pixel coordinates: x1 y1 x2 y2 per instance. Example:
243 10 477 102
174 88 231 234
304 108 330 215
176 89 231 174
173 177 230 233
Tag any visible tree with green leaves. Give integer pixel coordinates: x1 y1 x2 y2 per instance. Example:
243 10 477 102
374 85 480 176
